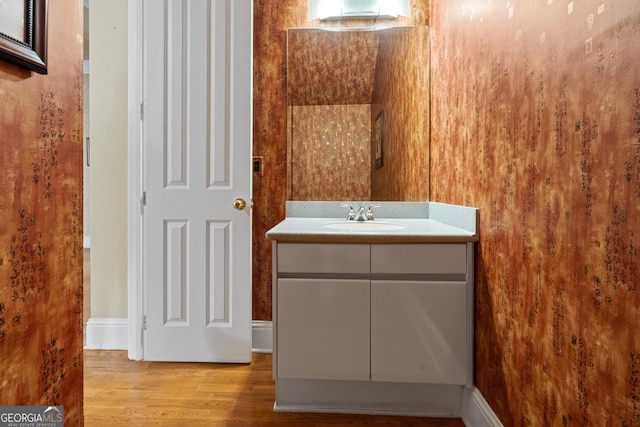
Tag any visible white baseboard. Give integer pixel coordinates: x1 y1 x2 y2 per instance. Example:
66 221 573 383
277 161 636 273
252 320 273 353
85 318 273 353
85 318 128 350
462 387 503 427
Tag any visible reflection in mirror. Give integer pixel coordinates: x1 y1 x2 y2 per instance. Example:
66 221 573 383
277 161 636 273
286 26 430 202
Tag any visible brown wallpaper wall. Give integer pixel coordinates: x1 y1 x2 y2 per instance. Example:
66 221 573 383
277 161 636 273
287 29 379 106
0 1 84 425
253 0 430 320
430 0 640 425
371 26 430 201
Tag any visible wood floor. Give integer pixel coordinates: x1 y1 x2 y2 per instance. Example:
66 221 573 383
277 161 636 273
84 350 465 426
83 250 464 426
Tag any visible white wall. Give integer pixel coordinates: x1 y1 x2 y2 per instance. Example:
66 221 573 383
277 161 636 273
83 6 90 247
89 0 128 319
83 71 90 246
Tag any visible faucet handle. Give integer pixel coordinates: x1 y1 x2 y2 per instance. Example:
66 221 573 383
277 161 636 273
341 203 355 220
366 204 381 220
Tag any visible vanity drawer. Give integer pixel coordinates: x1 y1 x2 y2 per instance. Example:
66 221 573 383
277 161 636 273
277 243 370 274
371 244 467 275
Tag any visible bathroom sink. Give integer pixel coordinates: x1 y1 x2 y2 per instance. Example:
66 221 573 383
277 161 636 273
324 221 405 231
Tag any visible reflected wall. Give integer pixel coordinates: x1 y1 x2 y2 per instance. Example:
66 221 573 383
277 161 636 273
286 26 429 202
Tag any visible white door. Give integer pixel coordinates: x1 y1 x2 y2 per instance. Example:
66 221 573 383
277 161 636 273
142 0 252 362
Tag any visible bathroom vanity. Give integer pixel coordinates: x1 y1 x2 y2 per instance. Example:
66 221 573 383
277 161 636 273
266 202 478 416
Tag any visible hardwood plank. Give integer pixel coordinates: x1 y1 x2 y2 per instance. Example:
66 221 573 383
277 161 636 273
84 350 465 426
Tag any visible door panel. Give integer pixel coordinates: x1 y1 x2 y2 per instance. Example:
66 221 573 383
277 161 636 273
207 220 230 325
143 0 252 362
165 219 188 325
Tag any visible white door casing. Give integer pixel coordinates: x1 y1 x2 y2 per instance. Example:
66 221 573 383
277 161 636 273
140 0 252 362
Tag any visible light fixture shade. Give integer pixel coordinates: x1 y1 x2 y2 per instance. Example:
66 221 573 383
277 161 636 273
308 0 411 21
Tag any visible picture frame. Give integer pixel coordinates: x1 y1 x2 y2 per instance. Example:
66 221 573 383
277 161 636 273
0 0 48 74
374 110 384 169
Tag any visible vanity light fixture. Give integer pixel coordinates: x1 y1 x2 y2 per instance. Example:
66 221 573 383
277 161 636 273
308 0 410 21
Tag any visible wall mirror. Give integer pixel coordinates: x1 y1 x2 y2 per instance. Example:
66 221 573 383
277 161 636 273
286 26 430 202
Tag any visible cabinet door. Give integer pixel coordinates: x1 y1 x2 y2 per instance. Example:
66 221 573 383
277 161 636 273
277 278 370 381
371 280 467 385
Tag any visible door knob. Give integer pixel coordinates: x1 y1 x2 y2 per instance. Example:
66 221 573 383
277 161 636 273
233 198 247 210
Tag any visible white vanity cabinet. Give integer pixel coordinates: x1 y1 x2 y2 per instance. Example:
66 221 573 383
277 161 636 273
272 241 475 416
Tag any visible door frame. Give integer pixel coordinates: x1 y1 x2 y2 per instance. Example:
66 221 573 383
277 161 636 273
127 0 144 360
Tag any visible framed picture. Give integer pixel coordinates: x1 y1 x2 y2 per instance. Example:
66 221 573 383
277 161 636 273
374 110 384 168
0 0 48 74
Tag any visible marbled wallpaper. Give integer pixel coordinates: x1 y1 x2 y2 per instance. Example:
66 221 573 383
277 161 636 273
0 0 84 425
252 0 430 320
430 0 640 425
290 104 371 200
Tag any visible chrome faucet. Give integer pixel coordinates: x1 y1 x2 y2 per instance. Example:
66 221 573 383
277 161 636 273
342 203 379 221
341 203 356 220
354 205 368 221
366 205 379 220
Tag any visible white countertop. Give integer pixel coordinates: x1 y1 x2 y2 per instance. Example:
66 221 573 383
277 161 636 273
266 215 478 244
